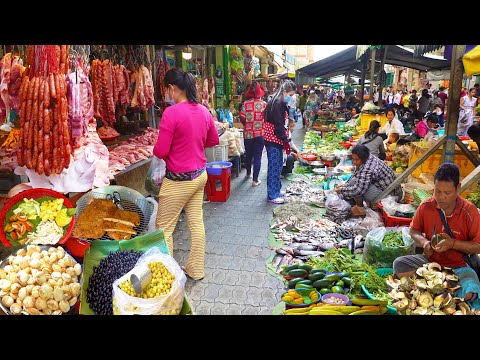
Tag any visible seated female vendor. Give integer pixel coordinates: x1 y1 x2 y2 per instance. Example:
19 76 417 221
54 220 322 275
393 163 480 306
335 144 403 216
414 112 438 139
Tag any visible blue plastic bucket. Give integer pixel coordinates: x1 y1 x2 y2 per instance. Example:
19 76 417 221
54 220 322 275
206 162 232 175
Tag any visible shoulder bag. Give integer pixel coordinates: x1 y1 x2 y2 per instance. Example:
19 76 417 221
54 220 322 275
437 208 480 279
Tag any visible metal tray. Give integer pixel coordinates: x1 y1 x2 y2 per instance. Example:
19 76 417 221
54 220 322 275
73 186 153 243
0 245 82 315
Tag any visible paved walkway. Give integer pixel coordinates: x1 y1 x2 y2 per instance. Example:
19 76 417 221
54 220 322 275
173 122 306 315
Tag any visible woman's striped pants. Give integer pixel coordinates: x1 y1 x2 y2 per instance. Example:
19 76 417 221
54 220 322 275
155 171 208 280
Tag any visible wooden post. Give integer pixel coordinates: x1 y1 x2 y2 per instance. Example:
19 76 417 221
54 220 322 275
443 45 466 163
370 48 376 98
460 165 480 194
372 136 447 203
359 58 367 107
376 46 389 106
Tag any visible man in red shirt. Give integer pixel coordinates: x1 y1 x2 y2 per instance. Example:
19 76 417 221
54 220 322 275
393 163 480 302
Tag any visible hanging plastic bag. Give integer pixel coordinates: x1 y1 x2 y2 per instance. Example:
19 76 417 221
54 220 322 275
112 247 187 315
145 156 166 195
145 197 159 234
381 195 416 217
362 226 415 268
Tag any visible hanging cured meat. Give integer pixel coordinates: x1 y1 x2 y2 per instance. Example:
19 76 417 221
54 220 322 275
17 45 71 176
130 65 155 111
91 59 116 128
156 53 169 106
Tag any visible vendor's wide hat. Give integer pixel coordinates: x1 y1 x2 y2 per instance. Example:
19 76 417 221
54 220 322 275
246 82 266 99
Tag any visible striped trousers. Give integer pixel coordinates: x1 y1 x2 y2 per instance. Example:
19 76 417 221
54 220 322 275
155 171 208 280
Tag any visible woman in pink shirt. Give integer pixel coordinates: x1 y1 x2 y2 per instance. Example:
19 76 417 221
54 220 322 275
154 68 219 280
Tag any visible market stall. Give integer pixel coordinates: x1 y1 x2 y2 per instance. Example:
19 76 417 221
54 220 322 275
267 127 480 316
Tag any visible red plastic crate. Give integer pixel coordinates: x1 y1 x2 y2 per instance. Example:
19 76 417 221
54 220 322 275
377 202 413 227
205 168 231 202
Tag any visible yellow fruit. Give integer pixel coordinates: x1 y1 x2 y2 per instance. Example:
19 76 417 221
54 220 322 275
292 298 304 304
282 295 294 302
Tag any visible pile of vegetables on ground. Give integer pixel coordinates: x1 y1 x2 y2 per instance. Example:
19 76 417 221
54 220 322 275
3 197 76 245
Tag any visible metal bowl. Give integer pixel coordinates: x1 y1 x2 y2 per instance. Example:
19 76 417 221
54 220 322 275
313 167 327 174
310 160 325 168
321 155 336 162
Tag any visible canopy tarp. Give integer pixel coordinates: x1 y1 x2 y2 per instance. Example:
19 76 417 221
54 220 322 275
297 45 450 80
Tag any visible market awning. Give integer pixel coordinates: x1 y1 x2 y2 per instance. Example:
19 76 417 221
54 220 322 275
297 45 450 80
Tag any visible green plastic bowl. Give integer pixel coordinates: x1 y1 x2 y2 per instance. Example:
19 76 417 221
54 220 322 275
361 267 397 315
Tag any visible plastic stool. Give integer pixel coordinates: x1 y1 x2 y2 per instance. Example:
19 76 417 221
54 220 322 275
205 167 231 202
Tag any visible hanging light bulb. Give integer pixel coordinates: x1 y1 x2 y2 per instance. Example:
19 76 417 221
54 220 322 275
182 46 192 60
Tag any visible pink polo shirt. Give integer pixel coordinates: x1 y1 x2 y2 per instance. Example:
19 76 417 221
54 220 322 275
153 102 219 174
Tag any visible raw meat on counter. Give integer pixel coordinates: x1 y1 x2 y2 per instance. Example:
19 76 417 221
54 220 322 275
97 125 120 139
107 127 158 178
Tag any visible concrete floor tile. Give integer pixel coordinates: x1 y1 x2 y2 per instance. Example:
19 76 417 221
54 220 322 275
246 245 262 259
216 255 234 270
202 283 222 303
216 285 235 304
194 301 215 315
211 268 227 284
224 270 240 286
245 287 263 307
259 288 278 308
231 287 248 305
226 304 243 315
210 302 229 315
258 307 273 315
236 271 253 287
241 305 260 315
187 282 208 302
240 258 257 272
250 272 267 288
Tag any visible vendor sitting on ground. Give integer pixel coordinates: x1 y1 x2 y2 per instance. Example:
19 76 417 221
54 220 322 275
413 112 438 139
282 119 300 177
380 108 405 137
393 163 480 306
335 144 403 216
357 120 387 160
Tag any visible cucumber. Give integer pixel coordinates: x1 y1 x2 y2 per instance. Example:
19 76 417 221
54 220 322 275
313 279 332 289
295 283 313 289
284 264 300 273
341 277 351 286
288 269 308 277
338 272 350 278
323 273 341 282
298 264 313 272
288 277 305 289
310 268 327 274
331 286 344 294
297 279 312 286
309 272 326 282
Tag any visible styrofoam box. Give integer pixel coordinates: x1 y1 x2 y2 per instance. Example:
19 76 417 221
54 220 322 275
205 144 228 162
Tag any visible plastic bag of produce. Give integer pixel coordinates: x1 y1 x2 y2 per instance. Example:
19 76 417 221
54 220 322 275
112 247 187 315
362 226 415 268
360 207 384 231
145 156 166 195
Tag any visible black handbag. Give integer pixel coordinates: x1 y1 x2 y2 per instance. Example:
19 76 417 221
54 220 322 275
437 208 480 279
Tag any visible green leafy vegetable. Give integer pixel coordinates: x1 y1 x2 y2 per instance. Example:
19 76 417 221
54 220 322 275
383 230 404 247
